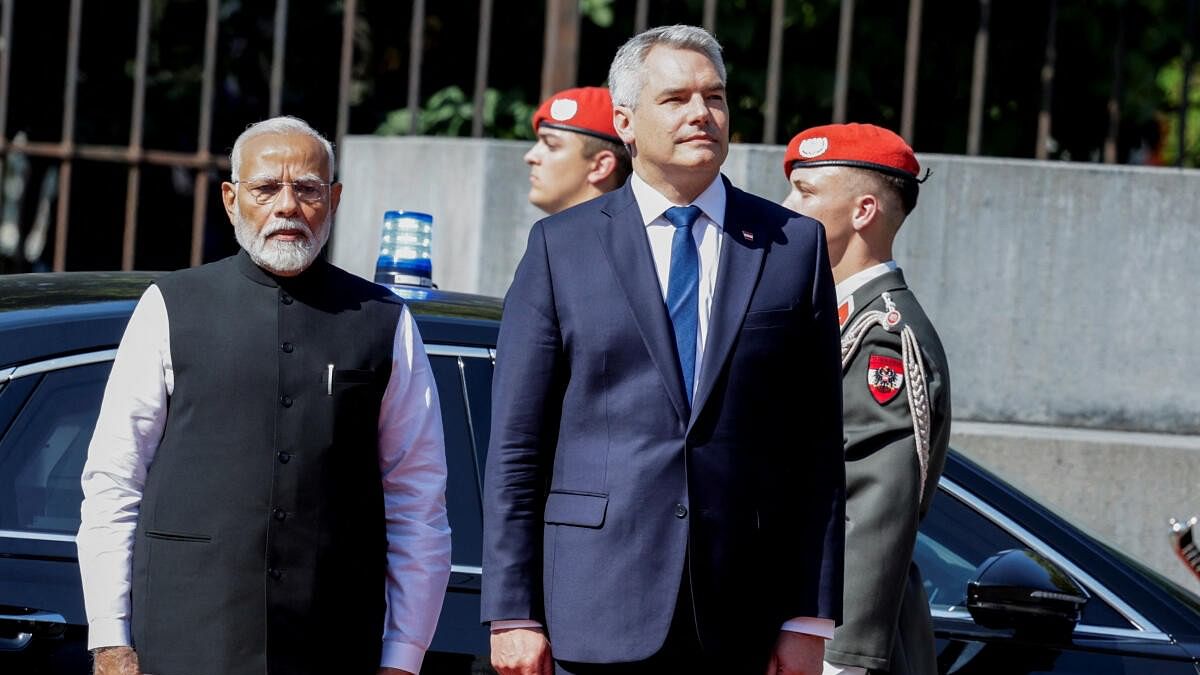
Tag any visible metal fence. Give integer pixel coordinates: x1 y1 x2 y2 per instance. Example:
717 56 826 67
0 0 1190 273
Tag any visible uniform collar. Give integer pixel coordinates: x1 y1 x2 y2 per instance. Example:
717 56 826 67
836 260 899 305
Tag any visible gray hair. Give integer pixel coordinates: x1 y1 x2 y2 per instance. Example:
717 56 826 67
229 116 335 181
608 25 725 109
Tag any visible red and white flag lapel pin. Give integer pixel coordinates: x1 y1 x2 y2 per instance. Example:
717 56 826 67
741 230 754 242
867 353 904 405
837 297 854 329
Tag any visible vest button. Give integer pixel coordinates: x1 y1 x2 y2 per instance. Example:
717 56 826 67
281 342 294 353
280 395 292 407
267 567 282 580
273 508 287 521
280 293 293 305
277 451 291 464
674 503 688 519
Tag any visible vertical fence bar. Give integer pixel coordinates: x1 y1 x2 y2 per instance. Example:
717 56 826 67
471 0 494 138
703 0 717 34
900 0 922 144
832 0 854 123
635 0 648 33
762 0 784 144
54 0 83 272
406 0 426 135
190 0 217 267
1035 0 1058 160
0 0 15 222
0 0 13 149
967 0 990 156
270 0 288 117
1104 13 1124 164
1180 0 1196 167
540 0 578 102
122 0 151 270
336 0 356 164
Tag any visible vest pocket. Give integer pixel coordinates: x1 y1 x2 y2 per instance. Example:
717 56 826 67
144 529 212 543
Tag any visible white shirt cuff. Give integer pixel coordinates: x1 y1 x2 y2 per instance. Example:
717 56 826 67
380 639 426 673
86 618 131 650
781 616 835 639
823 662 868 675
490 619 545 632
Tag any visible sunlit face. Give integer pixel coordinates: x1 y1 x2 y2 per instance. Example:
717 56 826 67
782 165 858 265
221 132 342 276
616 45 729 180
524 127 598 214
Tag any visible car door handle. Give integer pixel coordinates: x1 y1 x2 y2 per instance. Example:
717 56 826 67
0 609 66 652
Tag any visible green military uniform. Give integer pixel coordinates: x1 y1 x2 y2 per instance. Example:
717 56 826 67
824 266 951 675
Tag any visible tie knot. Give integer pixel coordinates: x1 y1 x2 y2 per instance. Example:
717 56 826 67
664 205 703 230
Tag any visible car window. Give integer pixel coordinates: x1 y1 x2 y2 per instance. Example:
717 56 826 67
461 356 492 470
428 354 483 568
0 362 112 535
917 488 1133 629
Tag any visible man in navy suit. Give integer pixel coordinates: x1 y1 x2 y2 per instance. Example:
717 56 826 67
482 24 845 675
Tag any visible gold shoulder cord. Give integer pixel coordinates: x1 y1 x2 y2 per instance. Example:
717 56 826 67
840 292 932 503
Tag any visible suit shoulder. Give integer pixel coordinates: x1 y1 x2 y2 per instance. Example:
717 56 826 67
731 186 820 230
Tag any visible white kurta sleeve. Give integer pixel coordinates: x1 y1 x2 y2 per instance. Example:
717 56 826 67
77 284 173 650
377 304 452 672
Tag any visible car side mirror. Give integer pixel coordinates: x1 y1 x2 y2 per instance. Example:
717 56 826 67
966 548 1087 637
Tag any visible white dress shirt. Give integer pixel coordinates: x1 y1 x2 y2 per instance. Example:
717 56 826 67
77 284 451 674
493 173 834 642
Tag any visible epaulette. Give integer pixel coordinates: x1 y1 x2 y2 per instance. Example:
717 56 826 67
841 292 933 502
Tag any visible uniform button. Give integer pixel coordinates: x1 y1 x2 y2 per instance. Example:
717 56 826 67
281 342 293 353
273 508 287 521
267 567 282 580
277 451 291 464
674 503 688 519
280 293 293 305
280 395 292 407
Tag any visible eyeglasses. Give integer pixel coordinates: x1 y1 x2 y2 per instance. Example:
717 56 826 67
234 179 331 205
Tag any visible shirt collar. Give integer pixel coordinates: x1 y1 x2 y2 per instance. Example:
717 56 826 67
836 260 899 304
630 171 726 229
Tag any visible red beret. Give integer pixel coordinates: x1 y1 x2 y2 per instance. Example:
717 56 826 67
532 87 621 144
783 123 920 181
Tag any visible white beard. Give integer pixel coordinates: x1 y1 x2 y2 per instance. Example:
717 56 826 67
233 211 330 275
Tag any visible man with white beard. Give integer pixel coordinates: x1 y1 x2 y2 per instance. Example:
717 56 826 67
77 116 451 675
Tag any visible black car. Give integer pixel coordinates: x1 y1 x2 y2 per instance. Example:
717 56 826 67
1 272 1198 674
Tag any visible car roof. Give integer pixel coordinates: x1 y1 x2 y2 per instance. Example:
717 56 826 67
0 271 502 369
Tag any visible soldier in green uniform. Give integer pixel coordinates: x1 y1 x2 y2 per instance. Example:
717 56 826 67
781 123 950 675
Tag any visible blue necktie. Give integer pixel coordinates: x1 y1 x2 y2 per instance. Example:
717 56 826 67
664 205 702 406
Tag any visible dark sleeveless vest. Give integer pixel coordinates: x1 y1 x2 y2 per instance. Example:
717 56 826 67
131 251 404 675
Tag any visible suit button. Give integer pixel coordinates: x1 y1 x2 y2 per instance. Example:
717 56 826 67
280 293 293 305
273 508 287 521
280 395 292 407
277 451 291 464
267 568 282 580
674 504 688 518
281 342 293 353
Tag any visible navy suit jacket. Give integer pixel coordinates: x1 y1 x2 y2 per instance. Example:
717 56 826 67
482 176 845 664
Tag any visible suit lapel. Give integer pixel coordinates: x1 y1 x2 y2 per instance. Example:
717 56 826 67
690 182 766 427
595 184 691 424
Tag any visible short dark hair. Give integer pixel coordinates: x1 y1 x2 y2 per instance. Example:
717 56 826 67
579 135 633 190
866 171 919 217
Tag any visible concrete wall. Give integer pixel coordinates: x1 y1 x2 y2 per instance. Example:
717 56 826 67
332 137 1200 588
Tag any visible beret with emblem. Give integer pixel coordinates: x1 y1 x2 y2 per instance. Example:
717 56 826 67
532 86 621 144
783 123 920 181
